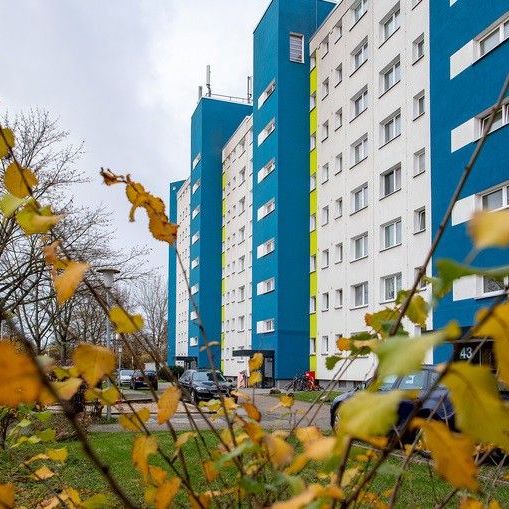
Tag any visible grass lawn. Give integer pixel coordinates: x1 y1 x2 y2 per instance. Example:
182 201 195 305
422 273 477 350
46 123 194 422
271 390 342 404
1 431 508 508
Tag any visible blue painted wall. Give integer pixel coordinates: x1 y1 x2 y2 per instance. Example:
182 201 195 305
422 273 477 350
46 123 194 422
167 179 185 366
251 0 334 379
430 1 509 362
188 97 252 368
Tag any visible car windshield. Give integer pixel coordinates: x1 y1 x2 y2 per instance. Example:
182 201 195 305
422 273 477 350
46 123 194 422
193 371 226 382
378 375 398 392
120 370 134 376
397 371 427 390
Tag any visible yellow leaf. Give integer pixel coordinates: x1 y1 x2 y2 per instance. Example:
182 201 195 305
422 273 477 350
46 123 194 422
412 418 478 491
0 483 15 509
119 407 151 431
337 390 403 439
39 377 82 404
203 461 218 482
155 478 181 509
4 162 37 198
248 352 264 372
248 371 262 386
469 210 509 249
0 127 15 158
100 386 121 405
272 484 323 509
285 453 309 475
279 394 294 408
337 337 352 351
189 492 211 509
304 436 337 461
42 240 60 266
46 447 68 463
157 386 181 424
132 435 158 481
243 421 265 443
73 343 115 386
54 261 89 305
263 434 294 468
174 432 196 455
459 498 483 509
475 302 509 386
148 465 167 487
443 363 509 452
31 465 55 481
294 426 323 444
0 193 25 218
0 340 41 407
397 291 429 327
16 202 62 235
81 493 110 508
148 211 178 245
109 306 144 334
242 402 261 422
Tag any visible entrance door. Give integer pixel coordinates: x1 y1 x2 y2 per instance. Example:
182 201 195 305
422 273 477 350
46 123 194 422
263 356 274 388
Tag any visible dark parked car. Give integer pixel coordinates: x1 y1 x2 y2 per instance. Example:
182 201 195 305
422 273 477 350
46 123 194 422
330 366 455 440
178 369 235 404
130 370 158 390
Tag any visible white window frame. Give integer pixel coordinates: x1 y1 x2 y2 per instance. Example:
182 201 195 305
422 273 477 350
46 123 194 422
310 213 316 232
413 34 425 62
352 134 368 165
310 133 317 151
381 4 400 42
352 0 368 25
321 120 329 141
479 104 509 136
321 35 329 57
334 289 343 308
257 198 275 220
334 20 343 42
258 79 276 109
381 57 401 94
257 158 276 183
414 148 426 176
382 218 402 250
413 90 425 119
352 87 368 118
335 153 343 174
352 183 368 213
321 163 329 183
257 118 276 146
192 178 201 194
335 242 343 263
310 255 316 273
322 205 329 226
477 17 509 58
310 92 316 111
352 232 368 261
310 173 316 192
321 335 329 354
191 257 199 269
335 64 343 86
414 207 426 233
334 198 343 218
479 183 509 211
480 275 508 297
352 38 368 71
310 337 316 355
322 249 329 269
309 296 316 314
381 110 401 145
322 77 330 99
322 292 329 312
352 281 369 308
334 108 343 130
257 277 275 296
380 164 401 198
256 319 275 334
192 152 201 170
289 33 304 63
191 231 200 245
192 205 200 219
381 273 402 303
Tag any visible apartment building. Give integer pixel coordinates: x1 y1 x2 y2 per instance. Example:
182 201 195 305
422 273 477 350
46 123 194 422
431 2 509 364
221 115 254 377
309 0 432 384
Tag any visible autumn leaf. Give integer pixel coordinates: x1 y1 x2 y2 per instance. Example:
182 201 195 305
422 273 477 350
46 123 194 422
412 418 478 491
148 211 178 244
16 202 62 235
243 421 265 443
475 302 509 386
109 306 144 333
31 465 55 481
336 337 351 351
443 363 509 452
132 435 158 481
203 461 218 482
263 434 294 468
157 386 181 424
285 453 309 475
304 436 337 461
50 377 83 401
156 478 182 509
73 343 115 386
173 432 196 456
279 394 294 409
100 168 124 186
294 426 322 444
4 162 37 198
469 210 509 249
0 483 15 509
0 193 25 218
249 352 264 371
54 261 89 305
42 240 60 266
46 447 68 463
272 484 323 509
85 386 120 405
396 291 429 327
242 402 261 421
0 127 15 158
0 340 41 407
81 494 110 509
365 308 399 337
119 408 151 431
248 371 262 386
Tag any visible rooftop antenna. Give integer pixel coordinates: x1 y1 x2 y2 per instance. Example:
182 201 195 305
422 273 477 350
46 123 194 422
247 76 253 103
198 86 203 101
206 65 212 97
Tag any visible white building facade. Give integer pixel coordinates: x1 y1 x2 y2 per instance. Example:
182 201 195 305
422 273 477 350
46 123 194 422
310 0 432 384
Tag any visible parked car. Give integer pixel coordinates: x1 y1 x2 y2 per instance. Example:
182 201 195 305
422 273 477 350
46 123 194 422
118 369 134 386
178 369 236 404
330 366 455 441
130 370 158 390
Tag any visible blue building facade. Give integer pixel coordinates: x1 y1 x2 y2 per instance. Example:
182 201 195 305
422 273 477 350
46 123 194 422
250 0 334 380
430 2 509 362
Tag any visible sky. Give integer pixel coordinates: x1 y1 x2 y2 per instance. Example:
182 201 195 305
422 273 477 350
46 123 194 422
1 0 268 273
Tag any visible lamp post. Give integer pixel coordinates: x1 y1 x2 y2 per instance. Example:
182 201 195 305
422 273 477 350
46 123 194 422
98 268 120 420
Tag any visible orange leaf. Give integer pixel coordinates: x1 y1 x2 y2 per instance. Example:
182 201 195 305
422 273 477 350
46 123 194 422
4 162 37 198
0 483 15 509
263 434 294 468
73 343 115 386
119 408 151 431
156 478 181 509
157 386 181 424
132 435 158 481
54 261 89 305
109 306 144 334
242 402 261 422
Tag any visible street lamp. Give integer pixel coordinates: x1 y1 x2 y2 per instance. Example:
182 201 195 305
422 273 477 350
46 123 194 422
98 267 120 420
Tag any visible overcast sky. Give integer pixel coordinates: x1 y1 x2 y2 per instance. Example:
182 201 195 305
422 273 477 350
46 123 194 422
2 0 268 273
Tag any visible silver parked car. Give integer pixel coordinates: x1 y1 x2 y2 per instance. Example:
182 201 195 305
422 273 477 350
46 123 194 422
118 369 134 386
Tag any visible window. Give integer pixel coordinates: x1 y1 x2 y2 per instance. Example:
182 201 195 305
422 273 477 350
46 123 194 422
322 205 329 225
334 198 343 218
257 277 275 295
192 205 200 219
192 152 201 170
352 183 368 212
322 293 329 311
310 133 317 151
238 256 245 272
239 167 246 184
189 336 198 347
352 87 368 118
481 185 509 210
382 218 402 249
239 197 246 214
352 0 368 24
334 20 343 42
352 39 368 70
190 284 199 295
415 267 427 290
479 18 509 57
381 165 401 197
334 289 343 308
289 33 304 63
413 34 425 62
321 36 329 57
322 249 329 268
335 242 343 263
309 296 316 313
381 58 401 93
191 257 199 269
310 174 316 191
257 238 275 258
321 163 329 183
239 285 246 302
413 91 425 118
382 5 400 41
310 337 316 355
482 276 507 296
191 231 200 244
257 319 275 334
321 120 329 141
414 208 426 233
335 64 343 85
258 118 275 146
192 178 201 194
310 92 316 111
352 233 368 260
414 149 426 176
238 226 245 243
238 315 245 331
353 282 369 308
381 273 402 302
310 255 316 273
310 214 316 232
381 110 401 145
322 78 330 99
258 159 275 183
352 135 368 165
257 198 275 220
480 105 509 135
258 79 276 108
310 53 316 70
321 336 329 354
335 153 343 174
335 108 343 129
190 310 198 321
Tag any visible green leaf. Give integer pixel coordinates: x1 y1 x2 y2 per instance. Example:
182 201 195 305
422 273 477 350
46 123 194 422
0 193 25 218
37 428 56 442
81 494 110 509
326 356 342 370
365 308 399 337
